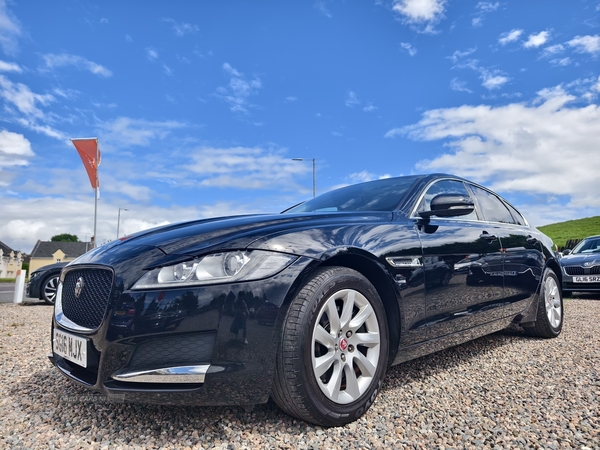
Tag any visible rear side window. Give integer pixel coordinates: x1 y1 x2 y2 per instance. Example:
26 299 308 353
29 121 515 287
505 202 526 226
468 185 515 224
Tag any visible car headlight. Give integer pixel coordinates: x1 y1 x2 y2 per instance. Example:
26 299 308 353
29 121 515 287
29 271 40 280
131 250 298 290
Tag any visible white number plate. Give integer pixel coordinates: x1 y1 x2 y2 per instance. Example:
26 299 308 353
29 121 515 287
53 329 88 368
573 276 600 283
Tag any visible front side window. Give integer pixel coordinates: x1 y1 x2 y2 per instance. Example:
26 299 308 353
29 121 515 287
415 179 478 220
468 185 515 224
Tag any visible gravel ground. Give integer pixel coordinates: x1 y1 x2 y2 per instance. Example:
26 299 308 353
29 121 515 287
1 298 598 449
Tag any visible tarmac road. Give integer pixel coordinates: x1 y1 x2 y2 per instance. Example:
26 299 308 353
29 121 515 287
0 283 39 303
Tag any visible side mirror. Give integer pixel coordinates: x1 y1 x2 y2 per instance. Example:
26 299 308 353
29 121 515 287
562 249 571 256
418 194 475 218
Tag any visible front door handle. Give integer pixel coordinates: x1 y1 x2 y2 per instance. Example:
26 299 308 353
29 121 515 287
479 232 497 241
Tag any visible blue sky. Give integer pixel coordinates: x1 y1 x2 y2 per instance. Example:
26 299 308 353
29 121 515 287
1 0 600 253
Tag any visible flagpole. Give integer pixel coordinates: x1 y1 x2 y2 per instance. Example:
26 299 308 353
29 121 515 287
71 137 100 250
93 138 99 248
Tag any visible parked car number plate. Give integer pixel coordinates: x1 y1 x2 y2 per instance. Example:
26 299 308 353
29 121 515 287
573 276 600 283
53 329 88 368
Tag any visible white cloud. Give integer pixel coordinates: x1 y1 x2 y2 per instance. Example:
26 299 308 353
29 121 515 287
450 78 473 93
0 130 33 169
314 1 332 18
185 146 311 191
146 48 159 61
215 63 262 114
285 96 297 102
0 197 198 252
41 53 112 77
472 2 499 27
541 44 564 57
0 59 20 72
101 179 153 201
392 0 446 33
400 42 417 56
348 171 392 183
363 103 377 112
566 35 600 54
385 85 600 212
162 18 199 36
448 48 477 64
0 0 21 55
550 57 571 67
498 29 523 45
0 75 54 118
345 91 360 107
98 117 186 148
524 31 550 49
481 73 509 90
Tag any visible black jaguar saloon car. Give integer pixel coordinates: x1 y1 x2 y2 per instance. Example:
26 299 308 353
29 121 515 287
27 261 67 304
50 174 563 426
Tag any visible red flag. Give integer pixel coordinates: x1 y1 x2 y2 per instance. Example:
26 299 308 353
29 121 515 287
72 138 100 190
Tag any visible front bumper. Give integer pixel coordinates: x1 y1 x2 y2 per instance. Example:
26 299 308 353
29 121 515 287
561 266 600 292
50 256 314 406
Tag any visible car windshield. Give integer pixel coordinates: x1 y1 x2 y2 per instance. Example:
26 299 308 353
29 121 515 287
571 237 600 254
283 176 419 213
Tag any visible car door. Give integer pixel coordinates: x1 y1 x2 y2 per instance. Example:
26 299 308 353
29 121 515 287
410 179 507 342
467 184 544 308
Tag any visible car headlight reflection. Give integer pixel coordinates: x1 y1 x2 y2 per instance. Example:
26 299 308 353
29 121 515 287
132 250 297 290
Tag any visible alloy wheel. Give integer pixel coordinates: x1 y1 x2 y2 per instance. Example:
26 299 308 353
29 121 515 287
311 288 381 404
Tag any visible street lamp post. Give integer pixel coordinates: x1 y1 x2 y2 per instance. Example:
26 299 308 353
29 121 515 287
292 158 316 198
116 208 129 239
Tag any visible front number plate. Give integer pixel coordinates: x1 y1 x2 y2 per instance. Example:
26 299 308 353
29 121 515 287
53 329 88 368
573 275 600 283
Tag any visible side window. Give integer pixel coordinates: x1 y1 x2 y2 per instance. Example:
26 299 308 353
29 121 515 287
469 185 515 224
505 202 526 226
416 180 478 220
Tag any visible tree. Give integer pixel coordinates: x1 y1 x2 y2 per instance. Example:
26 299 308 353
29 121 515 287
51 234 79 242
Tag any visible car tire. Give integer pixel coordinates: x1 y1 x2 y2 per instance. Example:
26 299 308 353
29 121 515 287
524 268 563 338
42 274 59 305
272 266 389 427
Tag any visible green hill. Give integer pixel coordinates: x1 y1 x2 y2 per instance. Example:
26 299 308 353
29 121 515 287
537 216 600 249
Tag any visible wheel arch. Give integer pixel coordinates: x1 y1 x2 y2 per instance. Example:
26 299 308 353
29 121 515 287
546 258 562 287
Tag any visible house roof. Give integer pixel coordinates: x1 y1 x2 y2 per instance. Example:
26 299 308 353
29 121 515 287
0 240 17 255
30 241 90 259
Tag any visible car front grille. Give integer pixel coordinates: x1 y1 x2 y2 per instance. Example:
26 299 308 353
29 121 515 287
62 268 114 329
564 266 600 276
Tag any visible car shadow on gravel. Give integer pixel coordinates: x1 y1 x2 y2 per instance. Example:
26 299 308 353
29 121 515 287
381 323 531 393
8 325 536 441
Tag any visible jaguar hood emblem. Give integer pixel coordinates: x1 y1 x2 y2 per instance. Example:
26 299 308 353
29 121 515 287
74 277 85 298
